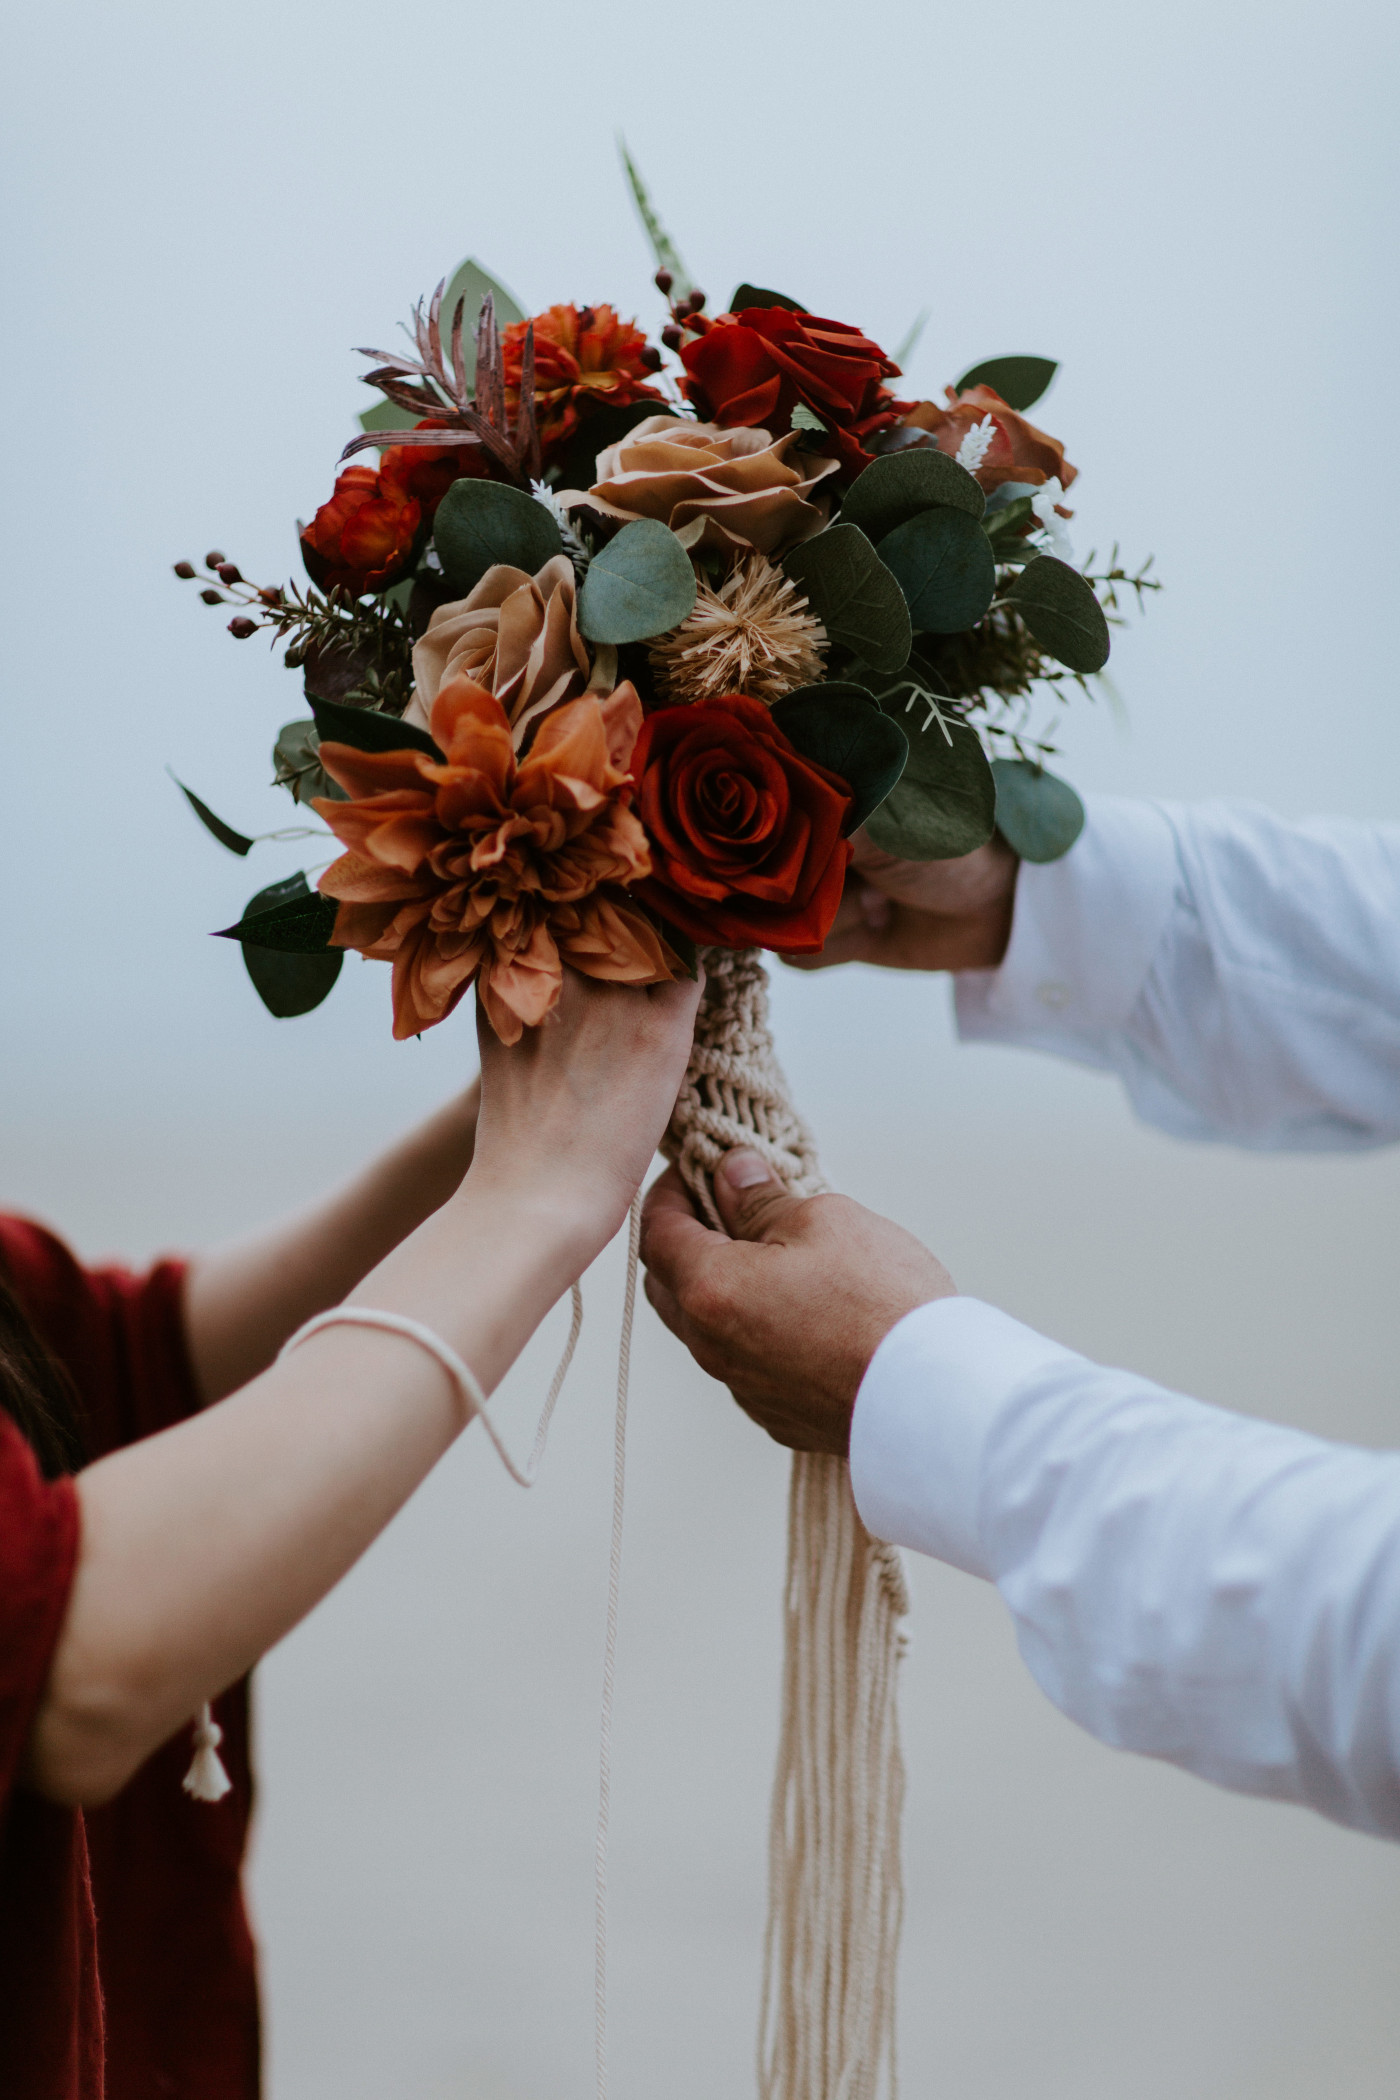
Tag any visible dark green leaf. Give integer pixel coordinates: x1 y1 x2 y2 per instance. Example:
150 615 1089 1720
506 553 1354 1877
577 519 697 644
783 524 911 676
842 449 985 540
309 694 442 761
990 759 1086 863
357 396 419 438
863 711 996 860
952 356 1058 412
272 719 345 805
981 495 1037 553
770 683 909 834
730 283 806 313
170 775 254 856
554 399 673 494
214 872 341 955
1007 557 1111 673
437 257 527 392
877 508 996 634
433 478 562 595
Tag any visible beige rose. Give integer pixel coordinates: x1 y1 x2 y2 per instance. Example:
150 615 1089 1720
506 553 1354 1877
407 555 607 750
564 415 838 557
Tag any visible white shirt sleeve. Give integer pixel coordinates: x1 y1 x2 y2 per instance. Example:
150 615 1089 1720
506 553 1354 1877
850 1298 1400 1838
955 796 1400 1150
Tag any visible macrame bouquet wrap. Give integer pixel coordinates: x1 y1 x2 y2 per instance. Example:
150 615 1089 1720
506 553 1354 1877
176 152 1151 2097
666 947 909 2100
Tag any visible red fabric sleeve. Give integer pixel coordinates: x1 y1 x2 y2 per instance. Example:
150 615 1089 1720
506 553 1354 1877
0 1410 80 1802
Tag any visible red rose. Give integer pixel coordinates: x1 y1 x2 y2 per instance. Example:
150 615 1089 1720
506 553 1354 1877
380 418 490 518
300 464 421 594
681 307 907 477
632 694 852 952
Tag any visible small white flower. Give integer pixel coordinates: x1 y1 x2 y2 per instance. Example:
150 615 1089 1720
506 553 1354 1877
955 415 995 473
1030 477 1074 560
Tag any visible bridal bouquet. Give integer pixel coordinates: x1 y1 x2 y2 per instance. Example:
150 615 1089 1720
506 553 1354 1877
174 213 1152 1030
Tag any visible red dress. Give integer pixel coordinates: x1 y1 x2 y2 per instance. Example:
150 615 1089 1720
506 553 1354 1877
0 1217 259 2098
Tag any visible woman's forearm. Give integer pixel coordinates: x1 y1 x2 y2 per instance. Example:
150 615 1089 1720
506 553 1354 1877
27 1167 590 1807
182 1082 479 1402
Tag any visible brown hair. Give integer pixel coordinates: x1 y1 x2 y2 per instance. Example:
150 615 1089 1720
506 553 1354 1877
0 1269 86 1479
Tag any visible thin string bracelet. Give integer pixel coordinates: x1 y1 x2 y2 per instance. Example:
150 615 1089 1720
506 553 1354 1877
180 1284 585 1804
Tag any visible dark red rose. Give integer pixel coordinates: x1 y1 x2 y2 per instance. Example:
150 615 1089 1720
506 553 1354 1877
300 464 421 594
632 694 852 952
681 307 908 477
380 418 491 518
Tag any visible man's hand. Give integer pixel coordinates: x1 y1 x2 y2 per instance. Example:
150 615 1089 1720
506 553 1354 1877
641 1150 955 1455
786 831 1019 974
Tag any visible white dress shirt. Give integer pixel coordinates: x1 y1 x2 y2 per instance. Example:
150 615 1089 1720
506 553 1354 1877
849 797 1400 1835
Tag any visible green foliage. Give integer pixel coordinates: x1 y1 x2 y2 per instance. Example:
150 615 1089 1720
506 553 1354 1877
1007 557 1111 673
783 524 911 676
790 403 828 434
990 759 1086 862
953 356 1058 412
577 519 697 644
618 138 693 298
891 309 930 372
171 776 253 856
357 396 418 438
878 507 996 634
309 694 442 761
215 873 343 1018
433 479 563 595
770 683 909 834
272 719 344 805
356 257 526 434
730 283 806 313
842 450 986 540
863 711 997 861
981 496 1037 558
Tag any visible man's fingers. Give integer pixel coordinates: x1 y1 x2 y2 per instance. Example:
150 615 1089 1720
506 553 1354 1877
711 1149 808 1242
639 1165 723 1293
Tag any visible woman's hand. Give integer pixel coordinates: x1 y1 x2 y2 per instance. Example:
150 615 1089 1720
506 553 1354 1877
785 831 1019 974
470 968 704 1269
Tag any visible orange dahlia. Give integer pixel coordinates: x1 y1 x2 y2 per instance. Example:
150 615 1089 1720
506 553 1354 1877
313 678 674 1043
503 303 665 454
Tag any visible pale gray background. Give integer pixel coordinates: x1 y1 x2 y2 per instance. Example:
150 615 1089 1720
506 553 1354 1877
4 1 1400 2093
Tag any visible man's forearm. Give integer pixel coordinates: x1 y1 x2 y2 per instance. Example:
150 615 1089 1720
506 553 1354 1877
182 1083 479 1401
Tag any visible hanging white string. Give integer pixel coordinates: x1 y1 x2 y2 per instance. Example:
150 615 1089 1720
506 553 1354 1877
181 1281 585 1801
594 1191 642 2100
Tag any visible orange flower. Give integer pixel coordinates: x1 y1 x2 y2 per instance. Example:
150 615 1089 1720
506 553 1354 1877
313 677 673 1043
900 386 1078 497
300 464 420 594
503 303 665 454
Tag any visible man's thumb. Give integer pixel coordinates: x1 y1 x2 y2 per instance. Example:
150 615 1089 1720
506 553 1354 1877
713 1148 804 1241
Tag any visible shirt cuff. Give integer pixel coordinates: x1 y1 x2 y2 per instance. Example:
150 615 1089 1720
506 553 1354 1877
954 795 1179 1060
849 1297 1083 1578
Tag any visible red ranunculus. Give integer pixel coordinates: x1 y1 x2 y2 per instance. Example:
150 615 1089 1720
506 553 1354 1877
632 694 852 952
300 464 421 594
681 307 907 478
380 417 491 518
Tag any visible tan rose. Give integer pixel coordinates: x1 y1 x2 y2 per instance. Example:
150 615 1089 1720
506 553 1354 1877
407 555 604 750
564 414 838 557
900 386 1078 496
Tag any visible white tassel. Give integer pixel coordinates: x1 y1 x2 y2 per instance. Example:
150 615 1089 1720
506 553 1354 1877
183 1701 233 1802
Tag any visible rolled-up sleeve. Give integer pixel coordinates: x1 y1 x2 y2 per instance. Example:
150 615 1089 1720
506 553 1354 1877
852 1299 1400 1837
956 797 1400 1150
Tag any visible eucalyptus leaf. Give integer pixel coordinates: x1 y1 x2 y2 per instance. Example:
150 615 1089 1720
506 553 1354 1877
273 719 345 805
171 775 254 856
309 694 443 761
433 478 563 595
842 449 985 540
863 713 996 860
730 284 806 313
214 872 340 955
783 524 911 676
952 355 1058 412
577 519 697 644
990 759 1086 863
770 683 909 834
877 507 996 634
1007 557 1111 673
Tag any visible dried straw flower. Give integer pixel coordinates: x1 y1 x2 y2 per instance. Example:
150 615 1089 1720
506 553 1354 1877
648 553 827 709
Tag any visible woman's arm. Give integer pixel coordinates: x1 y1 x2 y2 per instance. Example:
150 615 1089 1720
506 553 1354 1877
181 1081 480 1403
26 972 700 1807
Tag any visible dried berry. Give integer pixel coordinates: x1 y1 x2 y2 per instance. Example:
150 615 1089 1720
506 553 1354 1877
199 588 226 605
204 550 227 568
216 562 242 586
228 616 258 639
654 268 673 295
173 560 197 580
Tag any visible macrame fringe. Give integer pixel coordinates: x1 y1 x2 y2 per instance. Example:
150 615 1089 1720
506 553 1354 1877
664 948 909 2100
